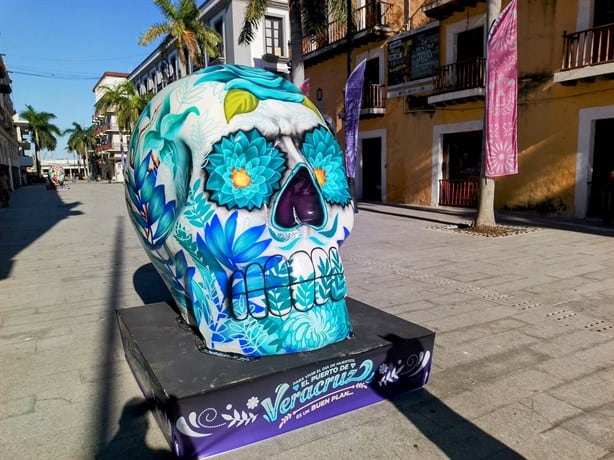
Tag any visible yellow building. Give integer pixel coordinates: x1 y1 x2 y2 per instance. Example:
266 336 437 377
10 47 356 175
304 0 614 219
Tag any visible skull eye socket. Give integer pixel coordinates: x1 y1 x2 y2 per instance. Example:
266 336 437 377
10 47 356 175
301 126 351 206
204 129 286 210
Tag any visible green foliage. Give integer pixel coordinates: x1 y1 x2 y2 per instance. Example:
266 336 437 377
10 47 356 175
139 0 221 68
95 81 151 135
19 105 61 153
224 89 259 122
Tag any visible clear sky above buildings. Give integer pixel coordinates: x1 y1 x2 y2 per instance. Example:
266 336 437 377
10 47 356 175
0 0 166 159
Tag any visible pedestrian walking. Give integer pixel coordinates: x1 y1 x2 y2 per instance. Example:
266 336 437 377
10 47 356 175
0 167 11 207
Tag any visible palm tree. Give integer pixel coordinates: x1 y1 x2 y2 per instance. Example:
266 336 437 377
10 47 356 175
96 81 153 135
139 0 221 73
64 122 96 179
19 105 62 176
239 0 347 85
95 80 153 180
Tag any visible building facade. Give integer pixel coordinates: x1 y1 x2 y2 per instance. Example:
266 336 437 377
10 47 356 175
0 55 31 189
128 0 291 96
93 0 291 182
92 71 130 182
305 0 614 219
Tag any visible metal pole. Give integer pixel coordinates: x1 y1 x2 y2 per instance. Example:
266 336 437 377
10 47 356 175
347 0 353 78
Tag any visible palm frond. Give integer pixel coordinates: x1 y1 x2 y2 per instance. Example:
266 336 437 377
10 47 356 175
238 0 268 44
154 0 178 20
139 23 170 46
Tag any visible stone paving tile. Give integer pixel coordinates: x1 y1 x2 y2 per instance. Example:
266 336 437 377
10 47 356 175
435 317 529 346
427 348 550 399
537 340 614 381
2 185 613 459
546 367 614 410
529 329 613 358
424 305 517 333
473 402 609 460
443 369 565 420
518 392 584 425
560 403 614 451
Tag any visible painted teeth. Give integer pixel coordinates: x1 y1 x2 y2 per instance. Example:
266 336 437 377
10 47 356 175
230 248 346 320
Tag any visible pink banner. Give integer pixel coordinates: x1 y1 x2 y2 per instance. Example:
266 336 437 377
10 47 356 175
485 0 518 177
299 78 311 97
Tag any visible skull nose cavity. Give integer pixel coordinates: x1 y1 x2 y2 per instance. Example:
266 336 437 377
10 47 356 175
273 166 325 229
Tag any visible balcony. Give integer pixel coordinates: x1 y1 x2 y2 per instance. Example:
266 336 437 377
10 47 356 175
95 122 112 136
554 23 614 85
96 143 112 153
439 178 479 207
0 77 11 94
360 83 387 117
428 57 485 105
302 1 393 63
95 142 122 154
422 0 485 20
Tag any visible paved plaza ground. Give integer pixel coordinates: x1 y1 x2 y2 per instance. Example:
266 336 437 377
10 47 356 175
1 182 613 459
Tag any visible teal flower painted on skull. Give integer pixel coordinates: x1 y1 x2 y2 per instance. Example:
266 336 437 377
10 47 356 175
301 126 351 206
205 129 286 210
279 300 351 352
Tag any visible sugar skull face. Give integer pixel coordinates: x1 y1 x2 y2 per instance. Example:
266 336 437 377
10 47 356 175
48 167 65 186
125 65 354 357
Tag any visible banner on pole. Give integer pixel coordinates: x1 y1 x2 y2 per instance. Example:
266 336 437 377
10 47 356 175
344 59 367 179
299 78 311 97
485 0 518 177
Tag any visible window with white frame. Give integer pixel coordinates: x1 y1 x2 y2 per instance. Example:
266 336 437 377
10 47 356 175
264 16 283 56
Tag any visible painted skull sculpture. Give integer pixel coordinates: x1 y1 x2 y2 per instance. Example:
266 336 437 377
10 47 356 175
125 65 355 357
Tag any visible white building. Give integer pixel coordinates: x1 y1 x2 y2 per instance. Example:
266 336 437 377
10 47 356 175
92 71 129 182
128 0 290 96
92 1 291 182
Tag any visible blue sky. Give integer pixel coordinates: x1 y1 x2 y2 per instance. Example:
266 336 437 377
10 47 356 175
0 0 166 159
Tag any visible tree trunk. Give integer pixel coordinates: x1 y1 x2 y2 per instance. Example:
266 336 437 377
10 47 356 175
82 148 90 179
289 0 305 86
35 149 41 177
474 0 501 228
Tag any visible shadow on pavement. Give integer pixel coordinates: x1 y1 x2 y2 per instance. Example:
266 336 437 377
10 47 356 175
95 398 172 460
93 217 124 455
0 184 83 279
372 334 522 459
390 389 523 459
133 263 173 306
359 201 614 237
94 221 174 458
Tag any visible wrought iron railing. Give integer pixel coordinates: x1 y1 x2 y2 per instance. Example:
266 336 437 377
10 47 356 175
302 1 392 55
561 23 614 70
362 84 387 110
432 57 485 95
422 0 485 18
439 178 479 207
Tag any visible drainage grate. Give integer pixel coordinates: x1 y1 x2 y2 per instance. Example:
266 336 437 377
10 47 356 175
545 309 577 321
584 320 614 332
510 300 542 311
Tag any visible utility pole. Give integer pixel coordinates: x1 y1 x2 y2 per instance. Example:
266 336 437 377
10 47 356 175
346 0 353 78
474 0 501 228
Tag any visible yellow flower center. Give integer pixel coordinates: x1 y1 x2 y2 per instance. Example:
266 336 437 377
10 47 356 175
314 167 327 186
231 167 251 188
